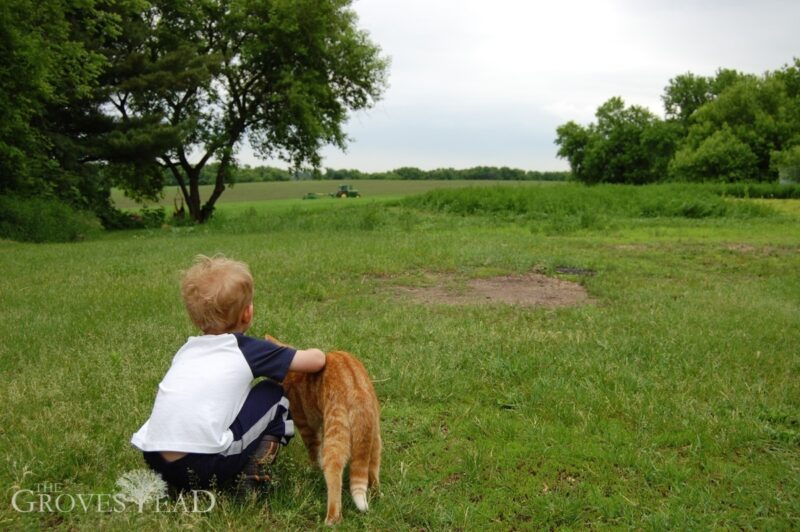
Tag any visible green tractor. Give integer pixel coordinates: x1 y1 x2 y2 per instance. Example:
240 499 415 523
302 184 361 199
331 184 360 198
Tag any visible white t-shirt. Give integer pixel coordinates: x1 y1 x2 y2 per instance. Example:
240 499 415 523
131 333 295 454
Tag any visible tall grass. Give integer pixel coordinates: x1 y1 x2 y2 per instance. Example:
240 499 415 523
714 182 800 199
404 183 778 221
402 183 786 236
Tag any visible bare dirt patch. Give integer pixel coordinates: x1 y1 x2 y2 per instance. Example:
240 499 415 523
725 243 758 253
724 243 800 255
391 271 592 308
612 244 650 251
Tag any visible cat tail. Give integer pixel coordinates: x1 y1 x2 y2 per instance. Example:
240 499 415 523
322 404 350 525
349 420 375 512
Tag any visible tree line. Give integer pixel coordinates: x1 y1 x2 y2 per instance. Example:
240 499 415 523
555 60 800 184
192 163 569 184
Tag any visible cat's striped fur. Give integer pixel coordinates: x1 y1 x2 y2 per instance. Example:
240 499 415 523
270 337 381 525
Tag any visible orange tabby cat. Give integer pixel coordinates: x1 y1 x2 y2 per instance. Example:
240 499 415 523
267 336 381 525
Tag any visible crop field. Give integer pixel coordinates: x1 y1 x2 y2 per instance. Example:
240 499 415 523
111 179 558 209
2 183 799 529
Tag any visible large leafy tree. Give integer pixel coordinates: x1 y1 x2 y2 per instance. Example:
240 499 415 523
100 0 388 222
0 0 114 197
555 97 678 184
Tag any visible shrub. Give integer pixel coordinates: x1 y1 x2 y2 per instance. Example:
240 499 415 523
0 195 101 243
669 128 760 182
100 205 166 230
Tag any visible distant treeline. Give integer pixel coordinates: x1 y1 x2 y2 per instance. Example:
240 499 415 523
191 164 570 185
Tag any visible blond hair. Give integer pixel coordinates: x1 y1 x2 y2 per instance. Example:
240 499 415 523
181 254 253 333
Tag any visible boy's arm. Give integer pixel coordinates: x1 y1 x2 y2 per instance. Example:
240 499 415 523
290 348 326 372
266 335 325 373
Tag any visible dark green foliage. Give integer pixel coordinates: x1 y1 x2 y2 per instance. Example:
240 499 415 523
100 205 166 230
0 0 180 231
0 195 100 242
0 0 122 209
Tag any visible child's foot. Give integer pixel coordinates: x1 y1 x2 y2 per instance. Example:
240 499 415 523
241 435 281 490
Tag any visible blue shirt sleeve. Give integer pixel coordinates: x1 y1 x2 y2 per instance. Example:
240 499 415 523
234 334 296 381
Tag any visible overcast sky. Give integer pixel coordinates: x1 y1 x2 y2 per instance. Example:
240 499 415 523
243 0 800 172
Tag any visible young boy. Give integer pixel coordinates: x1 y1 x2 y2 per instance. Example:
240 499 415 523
131 255 325 490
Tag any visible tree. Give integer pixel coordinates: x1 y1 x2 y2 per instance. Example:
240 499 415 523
671 74 791 181
0 0 115 198
555 97 677 184
772 57 800 150
556 59 800 184
661 69 753 129
554 121 591 182
662 72 713 126
100 0 388 222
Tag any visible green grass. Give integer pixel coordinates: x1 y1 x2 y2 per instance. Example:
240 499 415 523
1 184 799 529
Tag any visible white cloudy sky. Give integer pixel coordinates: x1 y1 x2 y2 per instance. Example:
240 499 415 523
243 0 800 171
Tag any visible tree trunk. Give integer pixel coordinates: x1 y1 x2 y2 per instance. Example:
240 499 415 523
186 167 203 222
199 150 230 222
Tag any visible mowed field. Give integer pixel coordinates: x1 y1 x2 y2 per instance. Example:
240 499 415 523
2 183 799 529
111 179 558 209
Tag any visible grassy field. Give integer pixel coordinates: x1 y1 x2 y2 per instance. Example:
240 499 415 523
1 183 799 529
111 179 559 209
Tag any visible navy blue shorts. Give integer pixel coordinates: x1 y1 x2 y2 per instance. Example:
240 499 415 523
143 380 293 490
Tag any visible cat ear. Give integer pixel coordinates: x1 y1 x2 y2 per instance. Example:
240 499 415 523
265 334 287 347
